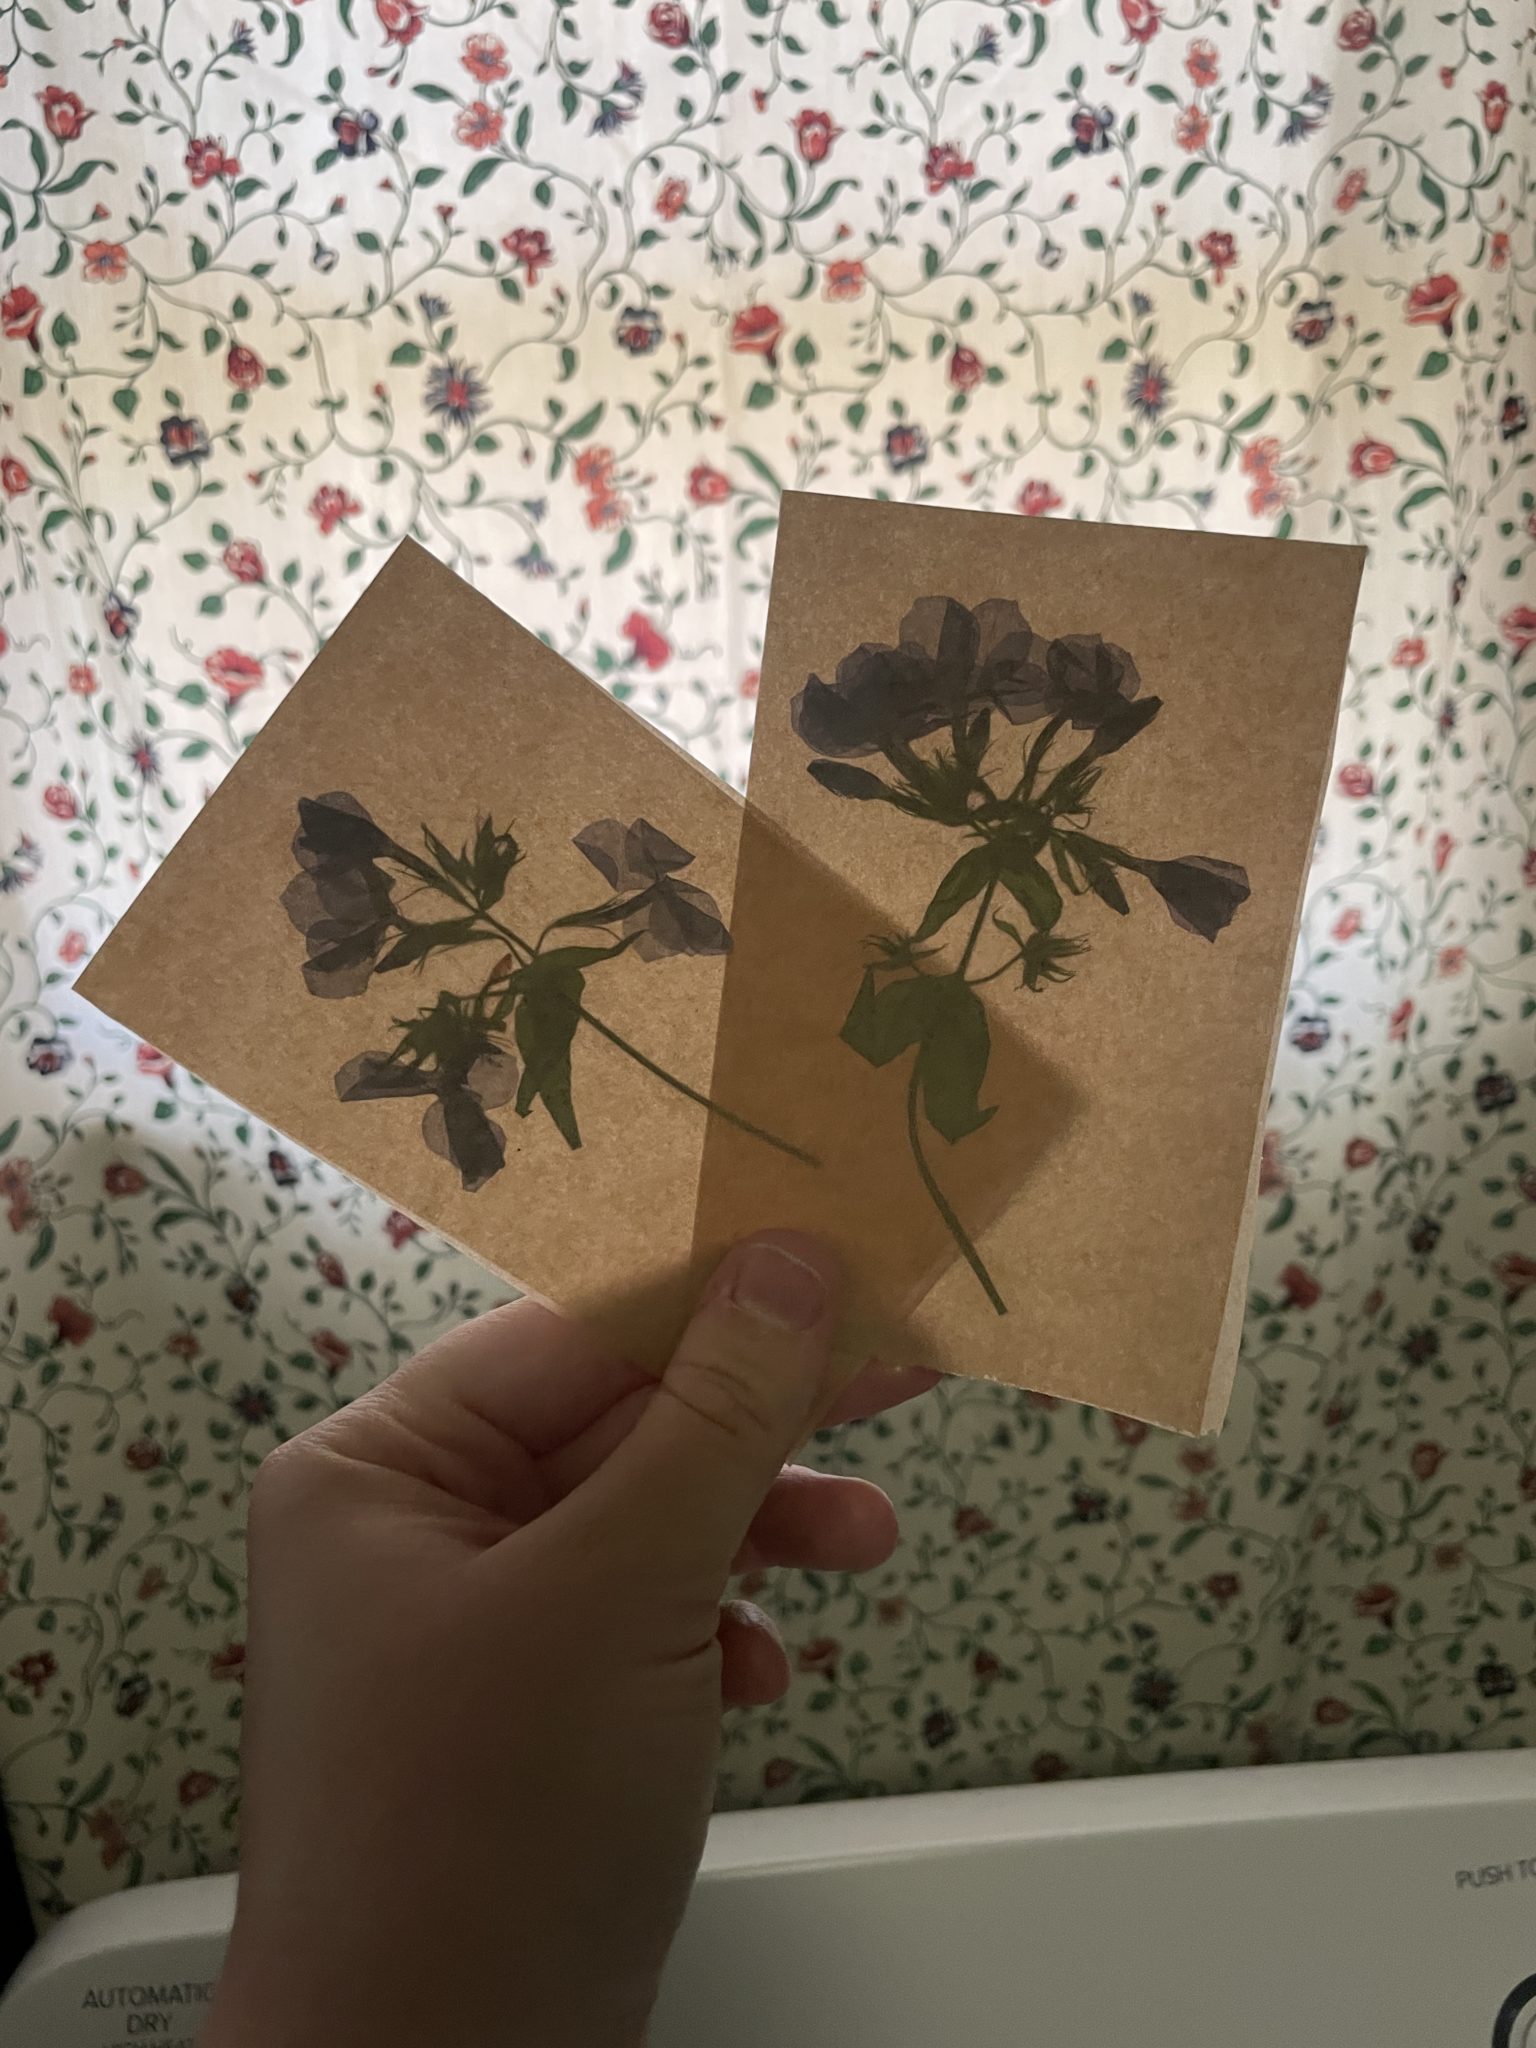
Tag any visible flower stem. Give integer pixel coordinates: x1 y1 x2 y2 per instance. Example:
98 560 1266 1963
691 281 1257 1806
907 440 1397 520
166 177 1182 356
573 1006 820 1166
905 1065 1007 1316
956 878 998 977
466 906 819 1167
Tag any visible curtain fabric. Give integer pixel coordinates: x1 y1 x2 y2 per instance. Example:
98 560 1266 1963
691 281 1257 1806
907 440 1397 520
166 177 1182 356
0 0 1532 1919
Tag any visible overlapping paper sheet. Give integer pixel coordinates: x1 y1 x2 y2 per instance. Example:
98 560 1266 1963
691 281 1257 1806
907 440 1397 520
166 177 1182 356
79 502 1362 1431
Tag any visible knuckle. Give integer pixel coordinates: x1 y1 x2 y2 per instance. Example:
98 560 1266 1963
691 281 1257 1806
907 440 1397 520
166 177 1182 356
662 1339 777 1455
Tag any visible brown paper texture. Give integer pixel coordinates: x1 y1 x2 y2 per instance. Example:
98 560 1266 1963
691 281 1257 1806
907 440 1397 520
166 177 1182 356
75 538 1037 1377
738 492 1363 1433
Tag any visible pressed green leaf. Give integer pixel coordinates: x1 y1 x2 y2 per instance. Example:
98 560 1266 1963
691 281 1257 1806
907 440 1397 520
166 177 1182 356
913 845 995 942
998 857 1062 932
840 971 938 1068
916 980 995 1144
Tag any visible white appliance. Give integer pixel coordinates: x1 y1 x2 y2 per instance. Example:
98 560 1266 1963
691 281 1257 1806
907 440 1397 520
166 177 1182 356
2 1751 1533 2045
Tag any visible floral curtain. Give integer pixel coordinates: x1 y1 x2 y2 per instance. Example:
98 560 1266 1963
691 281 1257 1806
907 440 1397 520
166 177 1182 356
1 0 1532 1924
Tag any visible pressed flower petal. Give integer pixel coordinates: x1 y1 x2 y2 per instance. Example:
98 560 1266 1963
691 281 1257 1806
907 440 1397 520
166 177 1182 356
1136 854 1251 940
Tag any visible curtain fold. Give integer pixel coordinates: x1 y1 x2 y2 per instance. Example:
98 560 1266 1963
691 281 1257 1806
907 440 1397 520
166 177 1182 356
0 0 1531 1917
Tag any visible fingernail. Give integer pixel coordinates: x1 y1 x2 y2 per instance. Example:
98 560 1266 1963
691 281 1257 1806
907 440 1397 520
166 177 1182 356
730 1241 829 1331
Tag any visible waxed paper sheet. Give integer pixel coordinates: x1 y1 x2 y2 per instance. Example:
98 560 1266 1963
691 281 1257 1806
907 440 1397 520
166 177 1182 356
725 492 1363 1432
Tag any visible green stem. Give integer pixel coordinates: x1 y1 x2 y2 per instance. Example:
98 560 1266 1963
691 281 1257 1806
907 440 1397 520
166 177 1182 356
956 878 998 977
575 1005 819 1166
467 903 819 1167
905 1065 1007 1316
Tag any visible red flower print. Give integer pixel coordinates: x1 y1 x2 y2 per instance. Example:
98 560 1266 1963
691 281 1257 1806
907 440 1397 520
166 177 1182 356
1120 0 1162 43
1489 231 1510 272
1199 229 1236 282
1479 81 1508 134
763 1758 796 1790
384 1209 422 1248
1175 105 1210 152
973 1649 1003 1686
1409 1441 1443 1481
204 648 264 703
2 284 42 348
83 240 128 283
1405 272 1460 335
39 86 91 140
11 1651 57 1696
1337 762 1373 798
166 1331 199 1359
222 539 265 583
794 110 840 164
1522 1468 1536 1504
138 1565 169 1598
1493 1252 1536 1302
309 484 361 535
1 455 30 496
1314 1696 1350 1726
687 463 730 505
48 1295 95 1345
1279 1263 1320 1310
87 1807 131 1870
1348 438 1396 478
461 32 508 82
1501 604 1536 654
1335 168 1368 211
1437 944 1465 977
622 610 670 670
823 258 865 301
136 1043 173 1081
1111 1413 1149 1447
584 491 625 532
1180 1445 1216 1475
1519 1168 1536 1203
574 446 615 491
185 136 239 187
1344 1137 1377 1169
953 1505 994 1537
1205 1573 1240 1607
1185 37 1219 87
104 1163 146 1196
1354 1582 1397 1623
731 302 783 363
59 928 88 962
877 1596 906 1624
225 343 264 391
1175 1487 1209 1523
210 1641 245 1681
647 2 690 45
1017 479 1063 517
1258 1129 1287 1195
655 177 688 220
923 142 975 193
1433 1542 1464 1572
502 227 552 285
797 1637 840 1676
123 1437 163 1472
454 101 503 151
1388 998 1413 1042
315 1251 347 1288
1391 635 1425 668
739 669 759 699
312 1329 352 1375
178 1770 218 1807
1031 1751 1069 1782
375 0 424 45
948 344 984 393
1337 8 1375 49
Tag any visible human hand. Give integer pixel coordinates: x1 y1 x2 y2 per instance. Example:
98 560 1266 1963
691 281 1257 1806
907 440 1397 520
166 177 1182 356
203 1231 935 2048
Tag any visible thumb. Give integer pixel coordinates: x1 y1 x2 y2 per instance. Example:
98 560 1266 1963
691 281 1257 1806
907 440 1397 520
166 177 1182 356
588 1231 845 1582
